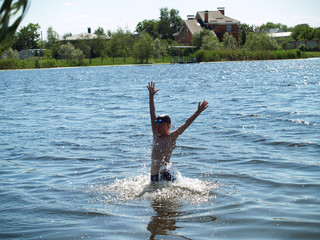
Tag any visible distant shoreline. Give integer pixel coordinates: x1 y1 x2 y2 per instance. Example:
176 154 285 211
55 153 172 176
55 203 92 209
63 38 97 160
1 51 320 71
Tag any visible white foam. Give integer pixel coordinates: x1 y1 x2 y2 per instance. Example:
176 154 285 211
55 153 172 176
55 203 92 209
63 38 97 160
95 173 219 204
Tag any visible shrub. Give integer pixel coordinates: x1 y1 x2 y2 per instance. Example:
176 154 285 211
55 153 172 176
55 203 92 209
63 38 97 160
223 33 237 50
2 48 19 60
245 33 277 51
296 50 302 58
40 59 58 68
59 42 75 61
298 44 306 51
0 59 18 69
201 35 222 50
194 49 205 62
72 49 85 65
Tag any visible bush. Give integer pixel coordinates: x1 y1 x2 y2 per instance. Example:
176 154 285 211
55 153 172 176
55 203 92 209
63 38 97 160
194 49 205 62
245 33 278 51
2 48 19 60
201 35 222 50
0 59 18 69
296 50 302 58
35 59 40 68
72 49 85 65
223 33 237 50
281 42 289 50
40 59 58 68
298 44 306 51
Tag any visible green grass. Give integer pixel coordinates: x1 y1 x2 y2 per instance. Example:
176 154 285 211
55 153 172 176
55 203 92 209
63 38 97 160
1 51 318 70
304 52 320 58
194 49 307 62
0 56 173 70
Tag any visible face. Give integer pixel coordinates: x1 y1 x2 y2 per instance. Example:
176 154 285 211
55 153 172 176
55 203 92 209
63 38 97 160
156 123 171 136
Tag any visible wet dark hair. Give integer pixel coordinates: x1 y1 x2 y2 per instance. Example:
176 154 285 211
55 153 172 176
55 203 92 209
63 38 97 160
156 114 171 124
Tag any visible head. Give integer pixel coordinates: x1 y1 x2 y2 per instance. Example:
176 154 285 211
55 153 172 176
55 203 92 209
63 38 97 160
154 115 171 136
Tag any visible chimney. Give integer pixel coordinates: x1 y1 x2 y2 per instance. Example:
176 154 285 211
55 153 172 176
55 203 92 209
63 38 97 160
217 7 225 15
204 10 209 23
187 15 194 20
88 27 91 34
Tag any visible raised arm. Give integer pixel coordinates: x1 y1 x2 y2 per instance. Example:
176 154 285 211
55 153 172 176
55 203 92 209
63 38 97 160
146 81 159 135
171 100 209 139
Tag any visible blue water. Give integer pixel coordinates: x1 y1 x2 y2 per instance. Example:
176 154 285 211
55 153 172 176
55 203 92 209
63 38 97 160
1 59 319 239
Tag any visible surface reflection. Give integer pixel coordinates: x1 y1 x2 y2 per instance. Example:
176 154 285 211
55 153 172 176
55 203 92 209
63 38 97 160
147 199 185 240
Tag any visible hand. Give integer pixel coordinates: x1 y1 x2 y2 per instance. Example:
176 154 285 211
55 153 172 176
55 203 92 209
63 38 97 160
198 100 209 113
147 81 159 96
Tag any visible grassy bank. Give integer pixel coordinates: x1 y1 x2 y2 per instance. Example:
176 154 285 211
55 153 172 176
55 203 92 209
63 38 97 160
0 56 172 70
1 50 319 70
304 51 320 58
194 49 308 62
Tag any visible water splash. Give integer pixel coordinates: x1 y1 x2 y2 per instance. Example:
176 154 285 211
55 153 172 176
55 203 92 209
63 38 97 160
93 173 219 205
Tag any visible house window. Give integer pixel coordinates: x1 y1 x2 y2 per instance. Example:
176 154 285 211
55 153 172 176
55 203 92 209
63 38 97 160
227 24 232 32
212 25 216 30
182 31 185 39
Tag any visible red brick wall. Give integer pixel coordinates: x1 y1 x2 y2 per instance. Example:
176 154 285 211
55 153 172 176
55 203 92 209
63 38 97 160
174 18 239 45
175 23 193 45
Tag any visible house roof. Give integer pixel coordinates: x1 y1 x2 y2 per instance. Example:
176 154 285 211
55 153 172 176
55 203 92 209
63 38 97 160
173 18 218 38
185 19 203 35
63 33 110 41
264 28 286 33
173 19 203 37
197 11 240 25
268 32 292 38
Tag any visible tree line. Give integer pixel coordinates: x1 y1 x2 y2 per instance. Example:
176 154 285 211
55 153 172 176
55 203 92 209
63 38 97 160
2 6 320 66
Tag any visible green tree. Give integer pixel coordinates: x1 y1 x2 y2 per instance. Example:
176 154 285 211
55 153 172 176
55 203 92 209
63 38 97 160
314 27 320 40
133 33 154 63
201 35 222 50
192 29 214 48
46 26 59 58
156 7 170 39
136 19 158 38
62 33 72 40
107 28 134 63
291 24 315 40
169 8 183 35
92 35 108 63
74 36 92 61
2 47 19 59
58 42 84 64
156 7 182 39
118 29 134 62
244 33 277 51
46 26 59 47
13 23 41 50
260 22 289 32
71 48 85 65
94 26 105 35
223 33 237 50
58 42 75 61
106 34 119 63
239 23 261 46
0 0 29 53
153 38 167 60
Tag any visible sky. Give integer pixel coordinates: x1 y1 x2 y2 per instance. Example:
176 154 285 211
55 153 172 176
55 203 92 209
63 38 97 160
19 0 320 40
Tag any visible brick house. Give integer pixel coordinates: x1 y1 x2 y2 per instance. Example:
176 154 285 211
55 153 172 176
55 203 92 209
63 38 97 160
173 7 240 46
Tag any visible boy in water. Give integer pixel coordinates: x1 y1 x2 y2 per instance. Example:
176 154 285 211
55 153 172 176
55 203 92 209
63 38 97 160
147 81 209 183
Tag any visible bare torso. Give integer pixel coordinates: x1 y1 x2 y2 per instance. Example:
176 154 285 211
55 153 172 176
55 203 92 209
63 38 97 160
150 133 177 175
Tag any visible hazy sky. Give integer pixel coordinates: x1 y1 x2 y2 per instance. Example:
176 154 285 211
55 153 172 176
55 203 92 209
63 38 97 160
20 0 320 39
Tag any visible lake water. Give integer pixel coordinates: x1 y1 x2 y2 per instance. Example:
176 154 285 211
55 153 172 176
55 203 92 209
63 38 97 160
1 59 319 239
